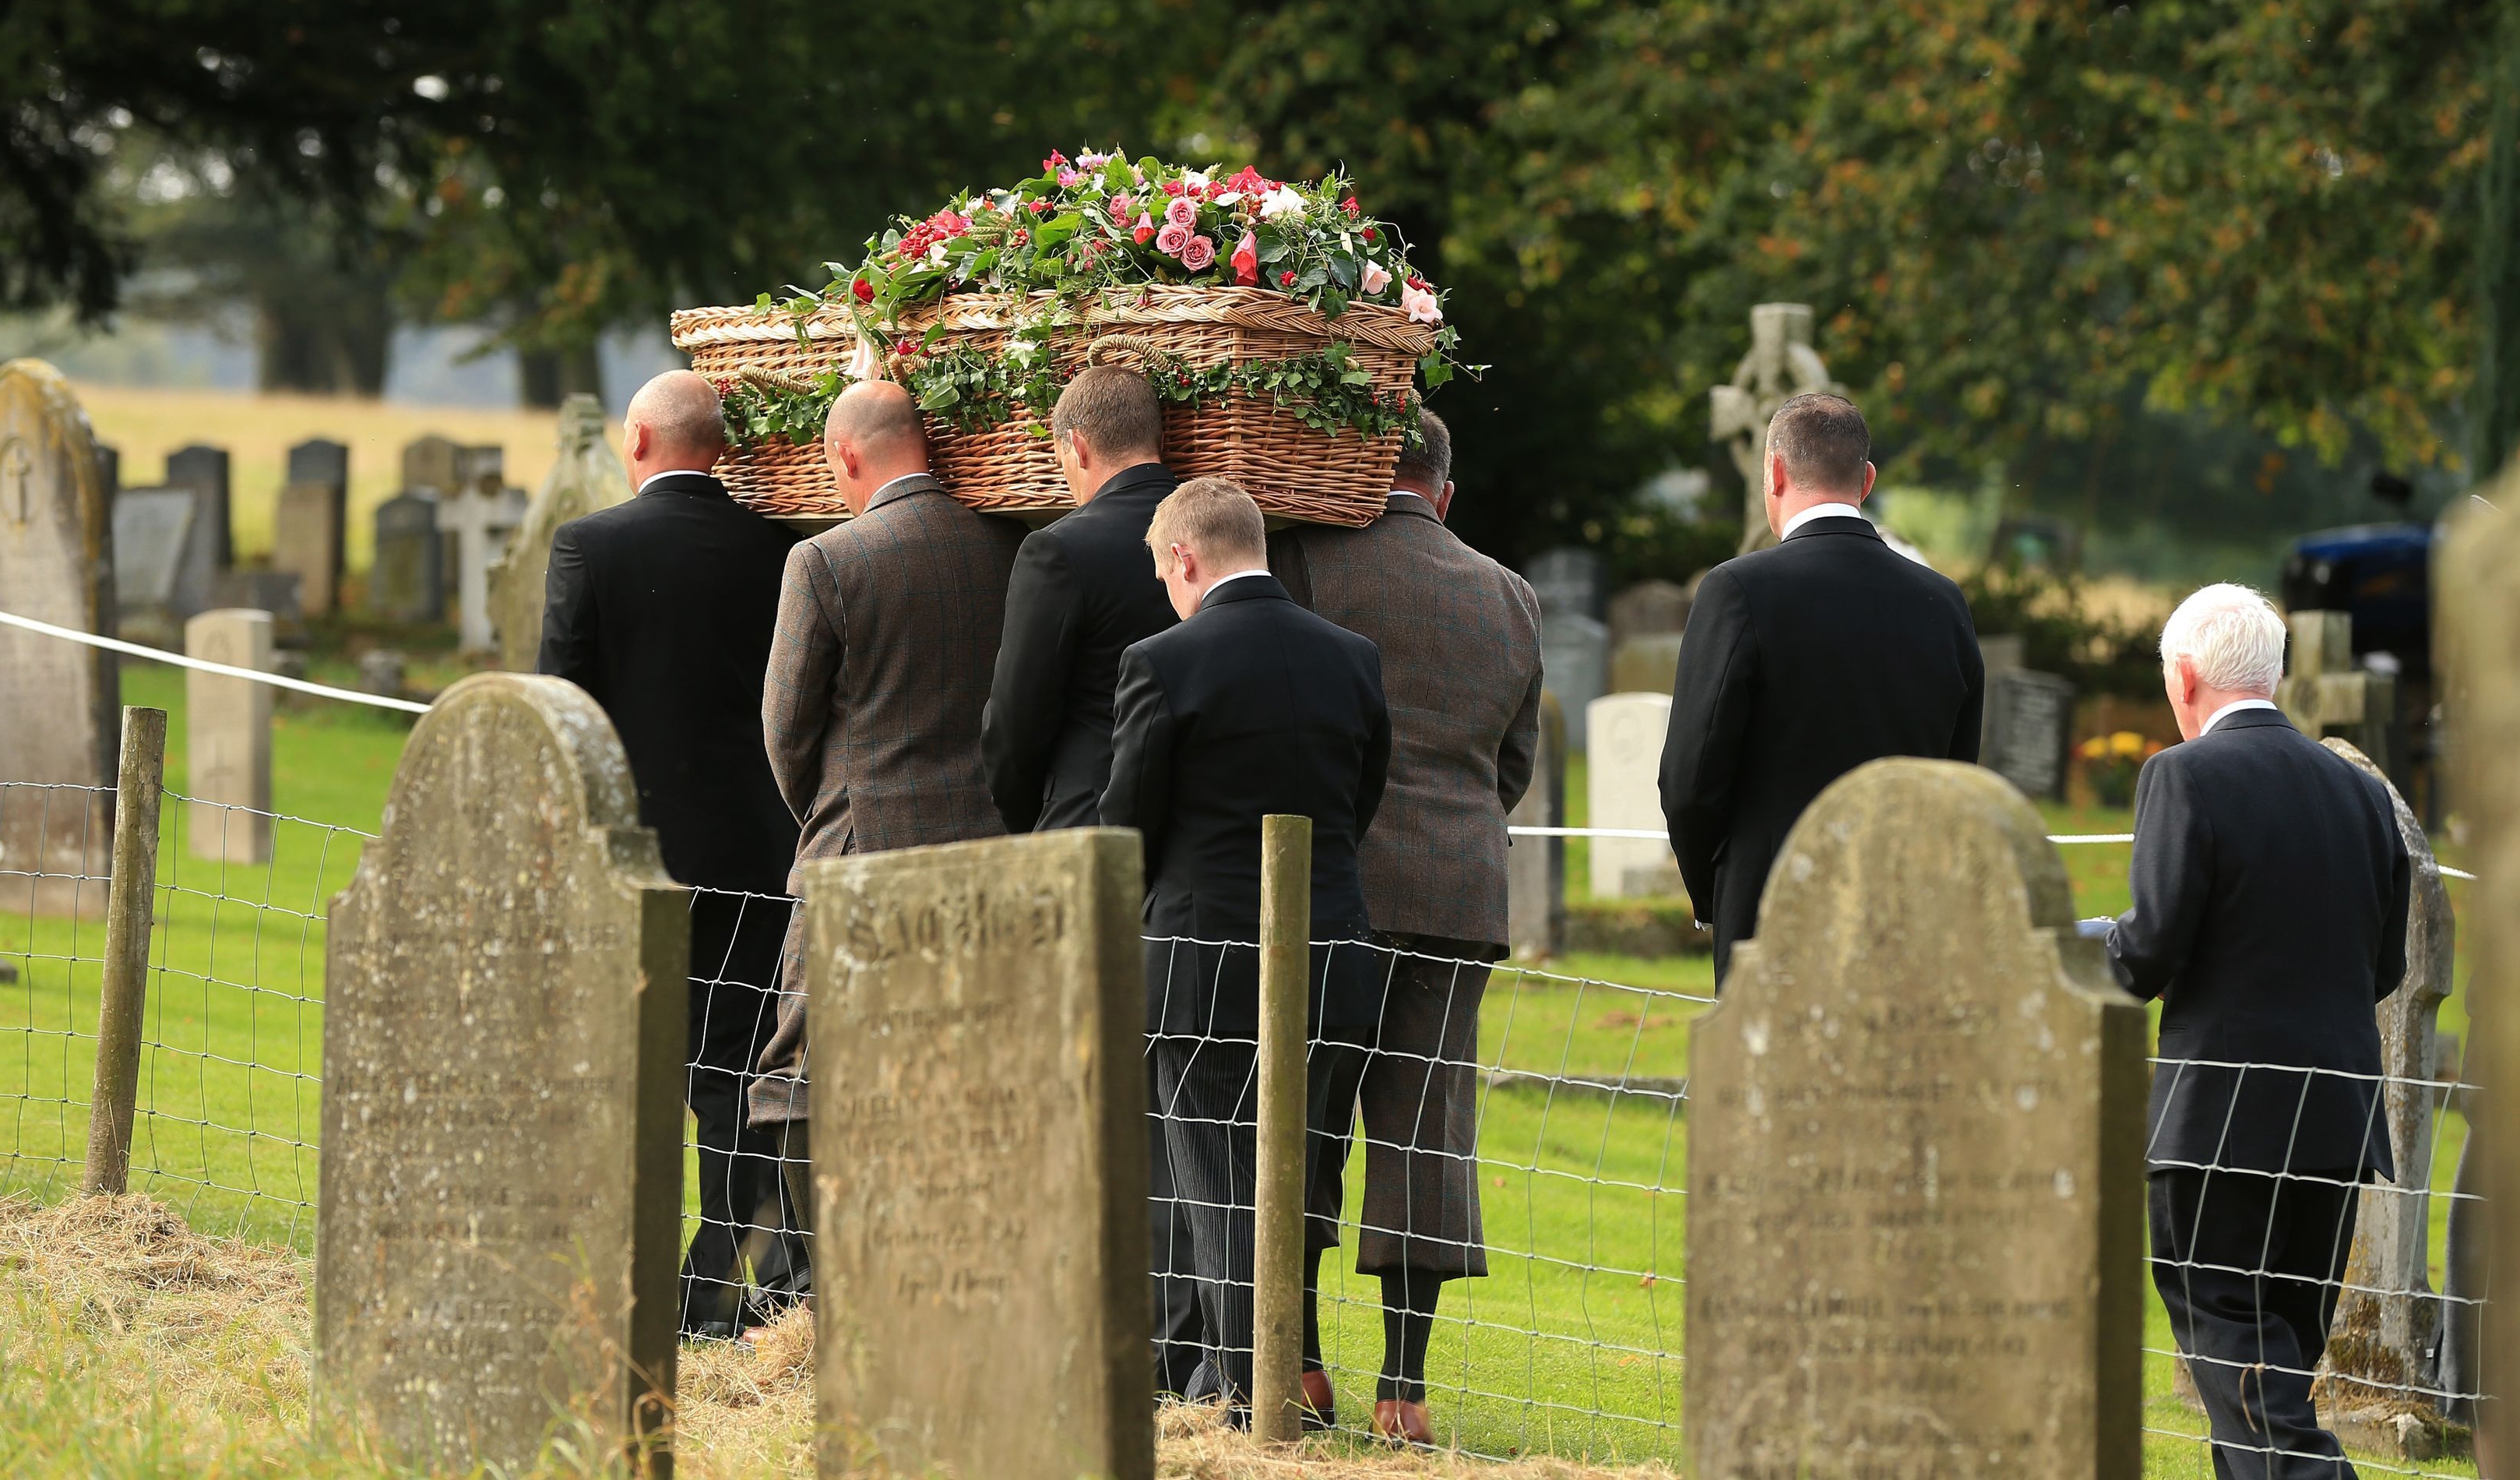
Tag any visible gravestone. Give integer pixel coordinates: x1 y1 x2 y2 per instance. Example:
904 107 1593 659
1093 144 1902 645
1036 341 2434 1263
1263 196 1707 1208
490 395 629 670
2442 492 2520 1471
1524 547 1607 624
1607 578 1691 651
439 483 528 654
165 443 233 569
111 488 200 644
358 650 407 699
318 674 687 1474
1688 759 2146 1480
2279 610 2402 791
1585 693 1680 898
185 609 273 864
0 359 117 919
400 433 462 495
370 492 445 623
1541 613 1609 750
1980 632 2027 676
1609 633 1684 697
212 569 303 624
2312 738 2455 1450
95 442 119 495
273 482 345 615
1981 669 2076 801
1709 302 1848 555
804 829 1151 1480
1507 691 1567 960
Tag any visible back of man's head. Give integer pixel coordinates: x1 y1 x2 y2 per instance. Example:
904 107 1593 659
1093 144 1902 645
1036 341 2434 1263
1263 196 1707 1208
1766 393 1869 495
1393 408 1452 492
1146 477 1265 574
1052 365 1163 461
2159 583 2286 696
825 379 929 471
625 370 727 464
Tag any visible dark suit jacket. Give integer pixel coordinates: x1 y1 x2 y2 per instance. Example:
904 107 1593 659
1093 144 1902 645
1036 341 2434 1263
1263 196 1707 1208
2107 707 2411 1179
538 470 799 893
1102 574 1392 1038
1270 493 1543 951
981 461 1181 833
747 473 1027 1126
1659 514 1983 978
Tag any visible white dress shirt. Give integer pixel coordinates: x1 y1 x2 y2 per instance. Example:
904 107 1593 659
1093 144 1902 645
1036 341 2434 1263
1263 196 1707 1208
2198 697 2280 737
1204 568 1274 598
636 467 707 496
1779 502 1871 540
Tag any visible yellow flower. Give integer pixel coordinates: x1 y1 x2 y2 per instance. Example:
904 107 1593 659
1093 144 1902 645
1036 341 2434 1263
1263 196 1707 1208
2078 735 2109 759
2109 731 2145 758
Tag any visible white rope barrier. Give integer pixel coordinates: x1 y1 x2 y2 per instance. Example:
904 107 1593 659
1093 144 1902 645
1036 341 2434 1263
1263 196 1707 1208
1508 826 2476 879
0 609 432 715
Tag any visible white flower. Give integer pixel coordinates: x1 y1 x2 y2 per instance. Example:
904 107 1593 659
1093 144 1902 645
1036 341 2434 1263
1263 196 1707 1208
1259 185 1307 220
1360 261 1392 295
1181 168 1209 190
846 337 882 381
1399 283 1444 325
927 241 949 266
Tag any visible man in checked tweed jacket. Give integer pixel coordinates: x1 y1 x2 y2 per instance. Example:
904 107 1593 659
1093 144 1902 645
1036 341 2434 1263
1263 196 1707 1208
1266 409 1543 1443
748 380 1026 1257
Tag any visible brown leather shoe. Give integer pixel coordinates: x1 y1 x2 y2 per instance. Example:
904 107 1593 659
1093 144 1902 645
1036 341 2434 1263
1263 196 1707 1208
1297 1369 1337 1431
1372 1398 1433 1446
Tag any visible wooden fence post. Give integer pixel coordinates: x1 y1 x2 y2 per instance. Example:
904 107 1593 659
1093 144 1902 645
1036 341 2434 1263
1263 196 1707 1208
82 706 167 1196
1251 813 1312 1442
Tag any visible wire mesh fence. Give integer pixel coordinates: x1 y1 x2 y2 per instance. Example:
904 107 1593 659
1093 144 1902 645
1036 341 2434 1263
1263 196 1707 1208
0 760 2494 1472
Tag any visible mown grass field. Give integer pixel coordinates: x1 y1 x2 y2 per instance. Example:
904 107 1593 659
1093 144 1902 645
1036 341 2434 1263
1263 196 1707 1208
0 657 2483 1474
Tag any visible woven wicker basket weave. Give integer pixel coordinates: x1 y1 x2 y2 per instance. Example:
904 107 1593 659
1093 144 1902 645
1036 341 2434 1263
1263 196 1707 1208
670 286 1439 524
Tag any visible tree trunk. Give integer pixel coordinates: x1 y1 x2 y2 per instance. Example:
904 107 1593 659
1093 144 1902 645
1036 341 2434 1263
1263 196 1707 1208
2474 0 2520 483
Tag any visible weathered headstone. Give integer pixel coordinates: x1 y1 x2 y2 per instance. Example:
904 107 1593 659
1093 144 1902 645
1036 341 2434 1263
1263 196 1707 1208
1607 578 1691 652
2279 610 2402 790
1507 691 1567 960
1585 693 1680 898
804 829 1150 1480
1981 668 2076 802
1541 613 1609 750
95 442 119 496
369 492 445 623
0 359 117 919
111 488 200 643
165 443 233 569
1979 632 2027 676
439 484 528 654
1688 759 2146 1479
1524 547 1607 624
2311 738 2455 1453
2438 495 2520 1471
1710 302 1849 555
400 433 463 495
1609 633 1684 698
490 395 630 671
318 674 687 1474
273 483 345 615
184 609 273 864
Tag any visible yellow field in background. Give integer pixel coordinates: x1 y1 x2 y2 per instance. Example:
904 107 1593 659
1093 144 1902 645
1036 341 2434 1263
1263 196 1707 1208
68 382 622 572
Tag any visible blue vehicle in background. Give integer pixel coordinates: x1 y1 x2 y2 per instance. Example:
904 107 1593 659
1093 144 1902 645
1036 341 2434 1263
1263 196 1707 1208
2276 473 2438 812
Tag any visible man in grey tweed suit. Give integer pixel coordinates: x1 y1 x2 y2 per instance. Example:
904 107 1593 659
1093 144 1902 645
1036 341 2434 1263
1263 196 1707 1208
1267 408 1543 1443
748 379 1026 1257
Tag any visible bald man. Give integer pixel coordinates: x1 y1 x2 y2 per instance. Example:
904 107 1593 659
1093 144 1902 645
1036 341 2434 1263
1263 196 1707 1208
540 368 807 1341
747 381 1028 1235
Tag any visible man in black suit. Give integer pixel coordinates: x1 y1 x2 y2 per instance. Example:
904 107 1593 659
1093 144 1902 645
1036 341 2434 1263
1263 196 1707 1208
539 368 805 1340
1102 477 1391 1422
980 364 1202 1390
2108 583 2410 1480
1659 393 1982 981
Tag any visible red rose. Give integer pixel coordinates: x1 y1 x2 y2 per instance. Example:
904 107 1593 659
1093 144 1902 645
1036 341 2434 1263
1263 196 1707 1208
851 277 874 303
1360 227 1377 243
1230 230 1259 286
1278 270 1296 287
1163 180 1185 196
1342 196 1361 218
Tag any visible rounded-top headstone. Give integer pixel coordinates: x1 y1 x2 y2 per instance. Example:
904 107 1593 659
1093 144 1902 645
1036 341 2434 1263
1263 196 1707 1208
1688 758 2145 1480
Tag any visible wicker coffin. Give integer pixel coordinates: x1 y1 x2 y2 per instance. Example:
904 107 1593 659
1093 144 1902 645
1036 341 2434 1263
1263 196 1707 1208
670 285 1440 524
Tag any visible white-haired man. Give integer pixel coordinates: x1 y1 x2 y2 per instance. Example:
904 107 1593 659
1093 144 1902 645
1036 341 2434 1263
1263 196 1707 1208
2108 583 2409 1480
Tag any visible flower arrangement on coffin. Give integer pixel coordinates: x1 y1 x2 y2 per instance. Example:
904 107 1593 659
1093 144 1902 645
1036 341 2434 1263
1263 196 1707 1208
2078 730 2163 809
670 150 1472 522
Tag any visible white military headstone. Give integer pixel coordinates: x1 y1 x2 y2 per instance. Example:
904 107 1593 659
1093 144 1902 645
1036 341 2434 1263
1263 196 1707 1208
185 609 273 864
1586 692 1681 898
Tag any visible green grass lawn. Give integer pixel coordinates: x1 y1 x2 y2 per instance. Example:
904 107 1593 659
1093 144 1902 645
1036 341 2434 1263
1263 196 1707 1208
0 667 2485 1474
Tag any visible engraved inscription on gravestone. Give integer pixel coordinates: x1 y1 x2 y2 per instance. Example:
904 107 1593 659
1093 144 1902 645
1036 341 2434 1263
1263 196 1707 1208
318 674 688 1475
1688 759 2146 1480
0 359 117 919
1586 692 1681 898
805 829 1151 1480
1983 668 2075 802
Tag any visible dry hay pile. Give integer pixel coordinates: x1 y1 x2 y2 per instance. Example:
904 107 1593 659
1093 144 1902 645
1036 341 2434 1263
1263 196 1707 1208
0 1194 1673 1479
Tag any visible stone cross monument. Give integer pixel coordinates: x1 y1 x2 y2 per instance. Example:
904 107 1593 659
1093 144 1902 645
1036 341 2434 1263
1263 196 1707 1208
1709 302 1846 555
1688 758 2146 1480
2277 610 2399 784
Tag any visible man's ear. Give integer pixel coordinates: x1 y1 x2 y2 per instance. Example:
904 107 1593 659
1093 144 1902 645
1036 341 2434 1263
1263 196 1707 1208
1765 447 1788 501
625 420 649 463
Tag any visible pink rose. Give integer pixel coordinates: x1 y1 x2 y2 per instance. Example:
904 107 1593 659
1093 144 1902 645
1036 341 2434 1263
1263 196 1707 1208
1164 197 1198 229
1111 195 1134 218
1360 261 1392 295
1399 283 1443 325
1180 234 1216 271
1156 220 1192 255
